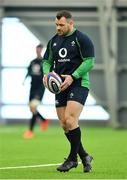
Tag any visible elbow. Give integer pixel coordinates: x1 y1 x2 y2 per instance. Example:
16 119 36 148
91 60 95 69
90 58 95 69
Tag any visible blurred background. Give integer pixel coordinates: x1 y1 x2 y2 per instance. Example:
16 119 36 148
0 1 127 179
0 0 127 128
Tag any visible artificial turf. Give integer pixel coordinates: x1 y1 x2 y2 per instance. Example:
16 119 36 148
0 124 127 179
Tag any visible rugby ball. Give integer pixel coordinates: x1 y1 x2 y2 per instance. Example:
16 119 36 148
46 72 62 94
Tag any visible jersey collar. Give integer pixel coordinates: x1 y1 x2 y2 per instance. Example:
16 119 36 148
65 27 76 37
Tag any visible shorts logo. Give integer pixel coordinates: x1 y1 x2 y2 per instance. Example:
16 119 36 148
59 48 67 58
70 93 74 98
55 100 59 105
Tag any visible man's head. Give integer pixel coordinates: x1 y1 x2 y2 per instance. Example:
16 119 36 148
36 44 43 58
55 10 73 36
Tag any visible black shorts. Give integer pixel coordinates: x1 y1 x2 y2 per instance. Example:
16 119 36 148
55 83 89 107
29 87 45 101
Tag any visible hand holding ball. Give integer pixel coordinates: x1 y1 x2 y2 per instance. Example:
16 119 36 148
43 72 62 94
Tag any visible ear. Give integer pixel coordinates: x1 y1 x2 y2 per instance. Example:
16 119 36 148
69 19 73 25
67 18 73 24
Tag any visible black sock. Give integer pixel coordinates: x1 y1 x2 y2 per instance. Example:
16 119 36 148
36 111 45 121
78 142 88 160
68 127 81 162
65 131 88 160
29 114 37 131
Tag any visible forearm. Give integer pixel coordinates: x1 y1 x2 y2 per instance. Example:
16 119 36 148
72 57 95 79
43 61 52 74
42 40 53 75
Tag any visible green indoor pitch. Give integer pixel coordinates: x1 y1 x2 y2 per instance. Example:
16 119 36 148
0 124 127 179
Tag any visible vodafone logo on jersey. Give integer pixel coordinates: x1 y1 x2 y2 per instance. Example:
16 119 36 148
58 48 70 62
59 48 67 58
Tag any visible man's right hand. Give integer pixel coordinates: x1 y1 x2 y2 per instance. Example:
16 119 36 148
43 74 48 88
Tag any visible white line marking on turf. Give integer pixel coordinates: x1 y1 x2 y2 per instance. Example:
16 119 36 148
0 163 61 170
0 162 81 170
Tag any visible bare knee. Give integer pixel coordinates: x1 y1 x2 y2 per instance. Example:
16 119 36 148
59 119 68 132
30 106 37 114
29 99 39 114
65 114 77 130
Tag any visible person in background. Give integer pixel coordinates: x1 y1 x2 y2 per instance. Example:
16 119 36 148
43 10 95 173
23 44 49 139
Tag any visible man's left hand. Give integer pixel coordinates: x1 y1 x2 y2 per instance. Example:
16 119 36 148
60 75 73 91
